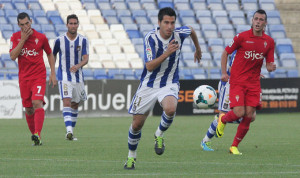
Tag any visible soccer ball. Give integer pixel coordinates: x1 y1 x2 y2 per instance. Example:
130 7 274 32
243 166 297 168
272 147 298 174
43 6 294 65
193 85 217 109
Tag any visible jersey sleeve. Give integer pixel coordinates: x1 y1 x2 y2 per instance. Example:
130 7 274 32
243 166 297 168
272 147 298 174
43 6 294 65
265 38 275 63
52 38 60 55
177 26 192 41
9 33 18 53
225 34 242 54
82 38 89 55
42 35 52 55
144 34 156 63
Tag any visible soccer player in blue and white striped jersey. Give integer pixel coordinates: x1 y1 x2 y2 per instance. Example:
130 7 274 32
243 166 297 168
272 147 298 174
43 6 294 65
124 7 202 169
53 14 89 141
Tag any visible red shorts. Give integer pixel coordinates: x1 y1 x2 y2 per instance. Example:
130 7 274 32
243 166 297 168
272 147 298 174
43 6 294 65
229 83 262 110
19 78 46 107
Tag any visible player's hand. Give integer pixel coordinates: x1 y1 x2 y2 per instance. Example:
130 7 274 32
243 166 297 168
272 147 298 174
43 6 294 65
221 73 229 82
21 27 33 41
70 65 79 73
267 62 276 72
260 74 265 79
49 73 57 88
165 39 179 56
194 48 202 63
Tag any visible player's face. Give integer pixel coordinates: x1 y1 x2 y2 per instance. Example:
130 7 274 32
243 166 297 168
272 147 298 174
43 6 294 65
18 17 32 32
158 15 176 39
67 18 79 35
252 13 267 33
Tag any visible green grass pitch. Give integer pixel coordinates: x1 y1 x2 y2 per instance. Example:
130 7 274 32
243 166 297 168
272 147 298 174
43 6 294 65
0 113 300 177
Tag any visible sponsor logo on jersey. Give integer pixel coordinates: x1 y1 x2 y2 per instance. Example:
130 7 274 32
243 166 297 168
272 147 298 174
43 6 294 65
77 46 81 51
20 48 39 56
264 41 267 48
244 51 264 60
246 41 254 43
236 95 239 102
35 38 39 45
146 48 152 59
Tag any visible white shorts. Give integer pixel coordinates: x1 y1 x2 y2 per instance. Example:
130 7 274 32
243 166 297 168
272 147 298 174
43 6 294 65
128 83 179 115
218 80 230 112
58 81 87 103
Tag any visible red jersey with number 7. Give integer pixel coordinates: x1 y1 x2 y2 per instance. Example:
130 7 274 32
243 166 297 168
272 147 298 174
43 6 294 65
10 29 52 80
225 29 274 85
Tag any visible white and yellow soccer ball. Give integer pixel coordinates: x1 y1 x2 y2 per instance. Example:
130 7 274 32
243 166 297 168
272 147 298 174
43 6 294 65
193 85 217 109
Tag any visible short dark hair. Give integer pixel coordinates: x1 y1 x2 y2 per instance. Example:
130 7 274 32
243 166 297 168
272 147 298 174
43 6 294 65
67 14 79 24
17 12 30 24
158 7 176 22
253 9 267 21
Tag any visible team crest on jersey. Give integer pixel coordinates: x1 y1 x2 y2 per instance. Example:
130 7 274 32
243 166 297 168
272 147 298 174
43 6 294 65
77 46 81 51
264 41 267 48
35 38 39 45
235 95 239 102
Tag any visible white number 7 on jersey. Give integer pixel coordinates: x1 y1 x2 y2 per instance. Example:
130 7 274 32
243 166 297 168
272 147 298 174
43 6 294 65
37 86 42 93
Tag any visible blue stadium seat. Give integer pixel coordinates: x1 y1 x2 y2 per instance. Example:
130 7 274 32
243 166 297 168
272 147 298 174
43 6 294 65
101 10 117 17
119 16 134 24
32 9 46 17
224 0 239 11
241 0 258 11
266 10 281 25
27 2 42 10
1 30 13 39
0 10 5 16
212 10 229 25
269 24 286 39
49 16 64 25
93 69 108 79
134 69 143 79
191 68 207 79
276 44 294 55
82 69 94 80
0 24 13 31
218 24 235 38
287 69 299 78
182 68 194 79
14 2 27 10
124 24 138 31
35 16 49 24
158 1 174 9
3 60 18 68
18 9 33 17
230 10 246 25
5 9 18 17
207 0 224 10
105 16 120 24
272 68 287 78
113 1 128 10
2 3 14 10
132 10 149 24
127 1 142 10
259 0 276 11
276 38 292 45
85 2 99 10
7 68 19 80
126 30 141 39
202 24 218 38
179 10 196 24
208 38 224 52
121 69 136 79
47 11 60 19
1 54 11 61
196 10 213 24
280 59 298 68
131 38 143 45
96 2 112 10
209 68 221 79
175 1 191 10
0 16 8 24
280 53 296 60
55 24 67 33
236 25 251 33
139 24 154 33
44 31 57 39
108 69 124 79
41 24 55 32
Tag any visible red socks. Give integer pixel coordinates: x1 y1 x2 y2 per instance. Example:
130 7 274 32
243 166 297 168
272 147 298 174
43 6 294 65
221 110 240 123
34 108 45 137
232 116 252 147
25 113 35 135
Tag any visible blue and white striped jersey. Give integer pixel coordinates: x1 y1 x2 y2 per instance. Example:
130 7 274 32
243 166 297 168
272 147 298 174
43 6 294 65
227 50 237 76
53 33 89 83
140 26 191 88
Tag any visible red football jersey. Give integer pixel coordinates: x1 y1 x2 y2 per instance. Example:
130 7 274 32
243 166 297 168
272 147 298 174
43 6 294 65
10 29 52 80
225 29 274 85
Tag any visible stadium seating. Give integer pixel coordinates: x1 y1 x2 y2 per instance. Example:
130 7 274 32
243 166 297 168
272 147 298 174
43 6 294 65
0 0 297 80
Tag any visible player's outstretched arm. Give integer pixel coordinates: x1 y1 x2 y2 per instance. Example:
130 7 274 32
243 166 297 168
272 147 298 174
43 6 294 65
188 26 202 63
221 50 229 82
47 53 57 87
266 62 276 72
145 39 179 72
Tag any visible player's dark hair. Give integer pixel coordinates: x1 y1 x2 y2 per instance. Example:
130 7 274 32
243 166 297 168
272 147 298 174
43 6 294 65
67 14 79 24
17 12 31 24
253 9 267 21
158 7 176 22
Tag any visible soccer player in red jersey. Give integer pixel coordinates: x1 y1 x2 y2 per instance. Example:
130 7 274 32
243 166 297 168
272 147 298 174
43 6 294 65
215 9 276 154
9 12 57 146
